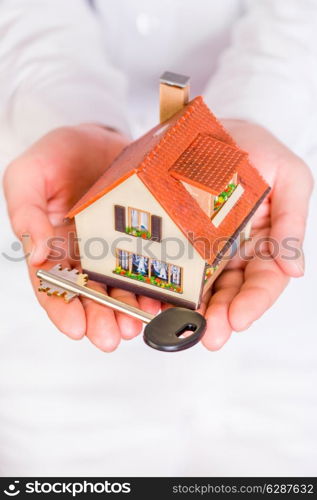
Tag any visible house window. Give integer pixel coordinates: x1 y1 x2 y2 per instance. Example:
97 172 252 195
132 254 149 275
170 265 181 286
213 181 238 214
114 205 162 241
204 265 218 282
113 250 182 293
118 249 129 270
129 208 150 232
151 260 168 281
212 184 245 228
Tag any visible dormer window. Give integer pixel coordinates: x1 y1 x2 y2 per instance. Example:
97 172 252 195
213 175 238 215
170 134 246 223
212 183 244 228
213 182 237 212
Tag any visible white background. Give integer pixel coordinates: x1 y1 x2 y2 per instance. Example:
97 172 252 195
0 0 316 477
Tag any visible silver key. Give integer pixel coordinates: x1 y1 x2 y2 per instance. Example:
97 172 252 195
37 265 206 352
37 264 153 323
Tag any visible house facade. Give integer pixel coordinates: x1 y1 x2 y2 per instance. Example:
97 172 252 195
74 174 207 309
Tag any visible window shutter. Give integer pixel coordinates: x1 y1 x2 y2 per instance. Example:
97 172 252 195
151 215 162 242
114 205 126 232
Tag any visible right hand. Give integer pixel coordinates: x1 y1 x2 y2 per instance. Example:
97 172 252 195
3 124 161 351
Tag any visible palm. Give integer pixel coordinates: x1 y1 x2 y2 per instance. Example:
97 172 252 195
197 120 312 350
36 125 129 225
5 125 161 351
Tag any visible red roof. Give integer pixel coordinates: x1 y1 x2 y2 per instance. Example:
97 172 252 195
171 134 246 195
67 97 270 265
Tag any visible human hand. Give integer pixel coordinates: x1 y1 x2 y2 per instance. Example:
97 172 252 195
3 125 161 351
198 120 314 350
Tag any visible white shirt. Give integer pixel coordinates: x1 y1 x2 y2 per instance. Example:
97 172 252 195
0 0 317 161
0 0 317 476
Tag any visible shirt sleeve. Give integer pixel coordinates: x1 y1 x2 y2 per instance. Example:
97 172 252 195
0 0 130 160
204 0 317 152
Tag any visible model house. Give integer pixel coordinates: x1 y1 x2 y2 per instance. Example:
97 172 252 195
66 72 270 310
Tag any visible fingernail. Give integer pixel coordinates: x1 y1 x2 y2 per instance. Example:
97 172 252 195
30 246 45 266
30 247 37 265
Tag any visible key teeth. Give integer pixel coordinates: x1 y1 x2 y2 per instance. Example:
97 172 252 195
37 265 86 303
38 285 77 303
77 273 88 287
38 277 78 303
48 264 88 287
38 280 49 292
64 292 75 303
68 268 78 276
52 264 62 271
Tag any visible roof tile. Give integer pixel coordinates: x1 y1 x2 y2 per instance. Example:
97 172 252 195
171 134 247 195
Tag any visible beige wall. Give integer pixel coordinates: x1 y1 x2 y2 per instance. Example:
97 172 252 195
74 175 206 305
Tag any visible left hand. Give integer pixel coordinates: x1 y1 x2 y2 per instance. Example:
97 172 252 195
197 120 314 350
3 124 161 352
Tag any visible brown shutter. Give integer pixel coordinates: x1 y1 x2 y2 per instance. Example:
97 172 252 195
114 205 126 232
151 215 162 242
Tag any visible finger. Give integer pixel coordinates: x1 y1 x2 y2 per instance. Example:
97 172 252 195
201 269 244 351
270 160 313 277
81 281 121 353
198 288 212 316
229 254 290 332
24 237 86 340
108 288 143 340
4 161 54 265
137 295 161 316
18 206 54 265
225 227 269 271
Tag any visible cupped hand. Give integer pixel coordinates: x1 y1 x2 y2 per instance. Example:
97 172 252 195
198 120 314 350
3 124 161 351
4 121 313 353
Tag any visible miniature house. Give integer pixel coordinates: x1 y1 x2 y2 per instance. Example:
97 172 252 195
66 72 270 310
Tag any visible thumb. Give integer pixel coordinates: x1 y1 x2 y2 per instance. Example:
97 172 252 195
13 205 55 265
3 161 55 266
270 159 313 277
